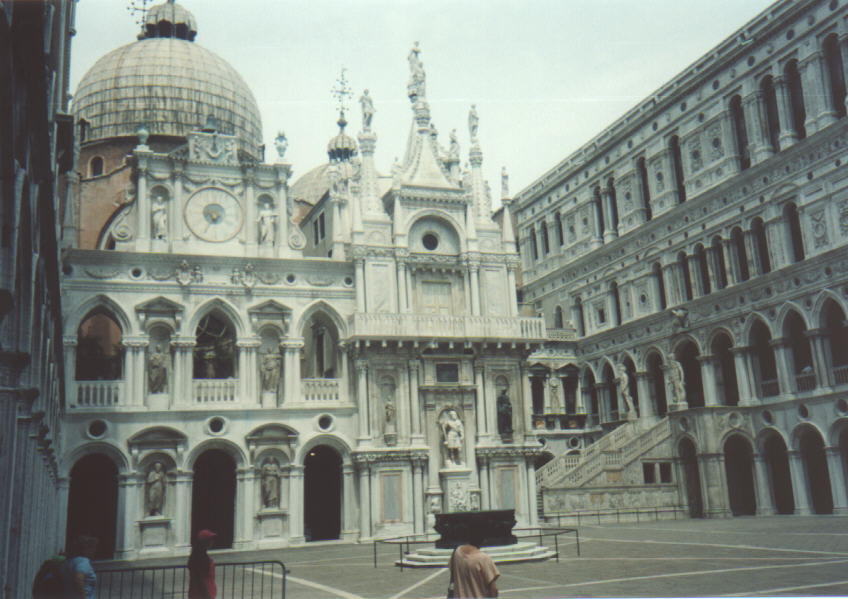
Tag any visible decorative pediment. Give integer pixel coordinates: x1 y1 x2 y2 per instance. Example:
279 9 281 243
127 426 188 467
136 296 184 331
246 424 298 463
247 300 292 335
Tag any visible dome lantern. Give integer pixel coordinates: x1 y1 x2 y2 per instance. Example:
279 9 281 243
141 0 198 41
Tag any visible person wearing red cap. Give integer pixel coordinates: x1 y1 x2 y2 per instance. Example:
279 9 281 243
187 530 217 599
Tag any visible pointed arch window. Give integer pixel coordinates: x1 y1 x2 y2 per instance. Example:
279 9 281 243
729 95 750 170
785 60 807 140
678 251 694 301
824 34 846 119
731 227 749 282
637 156 652 221
669 135 686 203
694 243 711 295
540 220 550 255
751 217 771 274
652 262 667 310
528 226 538 261
784 202 805 263
760 76 781 152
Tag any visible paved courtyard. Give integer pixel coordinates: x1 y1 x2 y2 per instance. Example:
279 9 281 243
102 516 848 598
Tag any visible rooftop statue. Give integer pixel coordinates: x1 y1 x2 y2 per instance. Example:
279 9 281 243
407 41 426 100
274 131 288 160
468 104 479 143
359 89 375 132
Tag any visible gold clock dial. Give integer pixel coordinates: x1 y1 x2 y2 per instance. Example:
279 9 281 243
185 187 243 242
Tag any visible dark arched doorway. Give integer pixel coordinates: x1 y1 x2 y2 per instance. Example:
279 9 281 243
66 454 118 559
799 429 833 514
304 445 342 541
724 435 756 516
192 449 236 548
678 438 703 518
763 433 794 514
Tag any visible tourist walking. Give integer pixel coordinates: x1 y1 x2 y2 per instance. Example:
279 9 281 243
187 529 218 599
60 535 98 599
448 529 499 598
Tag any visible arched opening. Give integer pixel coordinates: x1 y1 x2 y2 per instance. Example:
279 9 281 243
678 438 704 518
540 221 550 255
731 226 749 282
724 435 756 516
193 311 237 379
610 282 622 326
593 186 606 239
530 371 546 416
555 213 564 246
528 225 538 261
646 353 667 417
822 300 848 384
675 340 704 408
582 369 599 426
711 236 728 289
760 75 781 151
606 177 619 232
554 305 564 329
677 251 694 301
823 33 847 119
784 60 807 140
763 433 794 515
711 333 739 406
637 156 652 221
652 262 667 310
302 311 340 378
535 451 555 471
89 156 104 178
304 445 342 541
729 95 750 170
799 428 833 514
750 320 778 398
76 309 123 380
783 202 805 263
694 244 711 296
602 363 619 422
838 427 848 509
573 297 585 337
784 311 815 392
192 449 236 549
750 217 771 274
669 135 686 203
66 454 118 559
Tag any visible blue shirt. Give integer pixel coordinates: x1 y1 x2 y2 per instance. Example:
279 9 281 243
62 556 97 599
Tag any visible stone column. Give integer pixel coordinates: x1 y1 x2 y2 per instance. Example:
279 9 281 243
122 338 146 407
474 364 488 440
591 198 604 248
354 259 366 312
541 372 552 414
753 454 775 516
397 260 409 313
731 347 754 406
276 169 290 257
765 217 787 271
686 253 704 298
469 262 481 316
356 360 370 445
173 470 192 549
721 239 739 286
245 170 257 250
697 355 719 407
575 374 586 414
63 337 77 406
787 450 812 515
172 338 195 407
662 263 681 306
342 464 357 537
804 50 838 130
770 338 794 395
115 473 137 559
595 382 609 421
357 463 372 540
288 465 304 542
825 447 848 513
479 458 491 510
773 75 799 150
526 459 538 526
634 371 655 422
743 91 771 165
699 452 728 517
282 339 303 404
805 329 830 388
239 339 261 404
506 265 518 316
409 360 423 443
840 34 848 116
235 467 254 547
743 230 761 277
601 186 618 242
520 365 533 437
412 461 424 534
463 269 473 314
136 158 151 250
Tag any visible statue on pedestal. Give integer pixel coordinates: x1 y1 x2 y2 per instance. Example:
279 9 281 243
274 131 288 161
667 359 686 405
258 203 277 246
148 344 168 394
468 104 479 142
145 462 166 517
151 193 168 240
497 389 513 434
359 89 375 131
439 409 464 467
260 348 282 393
616 363 635 415
260 457 281 509
407 42 426 99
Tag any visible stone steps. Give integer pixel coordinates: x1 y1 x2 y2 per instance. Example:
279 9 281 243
395 542 557 568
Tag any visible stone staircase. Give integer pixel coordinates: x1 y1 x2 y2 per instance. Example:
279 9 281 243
536 417 672 490
397 542 558 568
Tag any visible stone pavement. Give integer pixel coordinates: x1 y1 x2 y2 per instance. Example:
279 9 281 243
102 516 848 598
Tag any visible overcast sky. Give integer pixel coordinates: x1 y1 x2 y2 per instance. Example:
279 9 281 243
70 0 775 199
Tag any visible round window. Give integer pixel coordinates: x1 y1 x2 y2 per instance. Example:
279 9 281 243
318 414 333 431
422 233 439 251
208 417 226 434
87 420 107 439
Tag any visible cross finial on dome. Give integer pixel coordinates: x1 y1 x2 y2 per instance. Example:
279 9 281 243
331 67 353 127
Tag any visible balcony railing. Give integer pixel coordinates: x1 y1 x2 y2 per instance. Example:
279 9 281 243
74 380 124 407
546 328 577 341
302 378 340 401
834 365 848 385
795 372 817 392
193 379 237 403
347 313 546 341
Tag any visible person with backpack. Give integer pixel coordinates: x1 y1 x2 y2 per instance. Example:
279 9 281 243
31 554 66 599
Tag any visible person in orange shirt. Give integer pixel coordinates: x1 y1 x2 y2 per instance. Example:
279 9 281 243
448 528 500 599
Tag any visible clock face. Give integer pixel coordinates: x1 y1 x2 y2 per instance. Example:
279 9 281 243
185 187 243 242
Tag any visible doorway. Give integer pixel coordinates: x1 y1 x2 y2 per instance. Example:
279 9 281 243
304 445 342 541
799 429 833 514
678 438 703 518
66 454 118 559
192 449 236 548
763 434 794 514
724 435 756 516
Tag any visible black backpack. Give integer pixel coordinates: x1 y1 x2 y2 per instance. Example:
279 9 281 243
32 558 65 599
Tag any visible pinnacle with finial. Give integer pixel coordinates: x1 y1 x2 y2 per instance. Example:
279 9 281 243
331 67 353 128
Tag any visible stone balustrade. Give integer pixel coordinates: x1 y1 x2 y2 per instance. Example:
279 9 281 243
73 380 125 407
347 312 546 341
301 378 340 401
193 379 237 403
834 365 848 386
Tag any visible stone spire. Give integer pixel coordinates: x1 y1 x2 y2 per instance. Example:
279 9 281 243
358 89 382 217
467 104 491 221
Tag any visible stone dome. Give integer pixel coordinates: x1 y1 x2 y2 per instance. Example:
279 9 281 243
73 37 263 157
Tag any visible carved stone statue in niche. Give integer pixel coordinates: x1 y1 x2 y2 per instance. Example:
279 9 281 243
667 359 686 405
439 409 465 467
260 348 282 393
497 389 513 435
148 343 168 394
260 456 281 509
549 377 562 413
145 461 167 516
258 202 277 246
151 193 168 240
